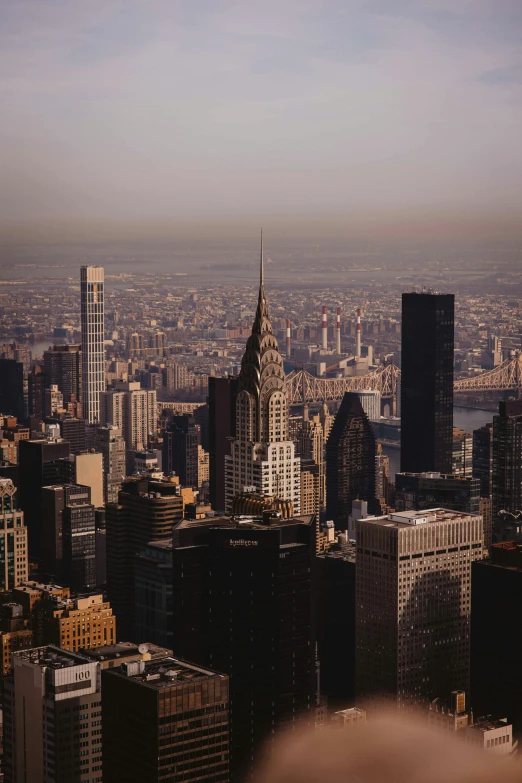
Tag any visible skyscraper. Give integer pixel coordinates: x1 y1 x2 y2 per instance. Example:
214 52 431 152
102 657 229 783
61 489 97 591
356 508 483 707
492 400 522 521
41 483 94 581
208 375 238 511
0 359 25 422
4 646 103 783
395 472 480 515
94 425 126 504
18 438 71 559
171 511 316 781
135 539 173 648
162 414 199 486
452 427 473 477
28 365 45 421
473 423 493 498
0 479 28 591
400 292 454 474
325 392 378 529
81 266 105 424
43 344 82 406
100 380 157 470
471 542 522 736
225 236 300 513
106 476 183 638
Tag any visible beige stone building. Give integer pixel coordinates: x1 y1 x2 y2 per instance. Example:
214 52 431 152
356 509 484 707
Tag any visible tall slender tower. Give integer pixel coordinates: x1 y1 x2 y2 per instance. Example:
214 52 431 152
81 265 105 424
400 292 454 474
225 234 300 512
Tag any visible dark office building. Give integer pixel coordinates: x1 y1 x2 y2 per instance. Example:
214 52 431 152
41 483 95 589
162 414 199 486
106 476 183 639
102 657 229 783
28 365 45 420
471 542 522 737
62 491 96 592
315 543 356 708
208 376 238 511
43 344 82 404
0 360 25 423
172 512 316 781
395 472 480 515
325 392 378 529
135 539 173 648
18 439 71 559
492 400 522 522
56 416 87 455
194 402 209 451
400 292 454 474
473 423 493 498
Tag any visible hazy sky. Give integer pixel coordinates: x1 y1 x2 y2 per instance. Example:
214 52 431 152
1 0 522 227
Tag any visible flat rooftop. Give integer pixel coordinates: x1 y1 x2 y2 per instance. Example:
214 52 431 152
362 508 479 529
470 717 510 732
109 657 226 690
15 645 90 670
83 642 172 662
175 513 315 532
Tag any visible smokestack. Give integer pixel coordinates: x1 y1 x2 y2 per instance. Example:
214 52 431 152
356 308 362 358
336 306 341 355
322 306 327 351
286 319 291 358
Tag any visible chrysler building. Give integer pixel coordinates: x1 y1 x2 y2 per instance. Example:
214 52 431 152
225 235 300 513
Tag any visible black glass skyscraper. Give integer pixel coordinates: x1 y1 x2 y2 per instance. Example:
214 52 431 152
325 392 378 529
492 400 522 520
400 292 454 474
171 512 316 782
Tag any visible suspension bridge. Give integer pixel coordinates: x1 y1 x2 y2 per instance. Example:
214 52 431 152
284 352 522 405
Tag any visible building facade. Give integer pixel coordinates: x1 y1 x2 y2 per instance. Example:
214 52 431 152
326 392 378 529
395 473 480 516
162 414 199 486
100 381 157 465
4 646 103 783
208 375 238 511
81 266 105 424
471 542 522 737
452 427 473 478
356 509 483 707
225 239 300 513
400 292 454 474
0 479 28 591
43 344 82 406
135 539 173 649
94 425 126 504
492 400 522 520
171 512 316 781
102 657 229 783
106 476 183 639
473 423 493 498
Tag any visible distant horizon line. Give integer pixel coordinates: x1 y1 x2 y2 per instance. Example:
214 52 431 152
2 208 522 243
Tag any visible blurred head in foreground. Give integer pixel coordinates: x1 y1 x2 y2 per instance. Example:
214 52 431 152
255 709 520 783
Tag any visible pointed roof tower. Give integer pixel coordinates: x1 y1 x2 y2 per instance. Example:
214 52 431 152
238 232 287 441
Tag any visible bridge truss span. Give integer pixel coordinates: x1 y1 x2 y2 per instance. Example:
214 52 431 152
454 353 522 393
284 364 399 405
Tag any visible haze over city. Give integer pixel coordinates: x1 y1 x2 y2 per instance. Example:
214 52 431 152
2 0 522 239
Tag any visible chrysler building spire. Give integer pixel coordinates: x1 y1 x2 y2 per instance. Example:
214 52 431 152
225 234 301 514
239 232 286 442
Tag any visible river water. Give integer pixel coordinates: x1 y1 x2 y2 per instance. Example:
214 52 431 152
383 406 495 480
